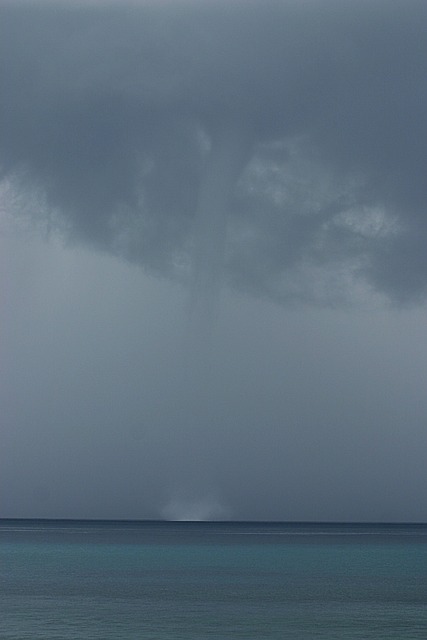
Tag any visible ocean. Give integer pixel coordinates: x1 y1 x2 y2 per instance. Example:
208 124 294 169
1 520 426 639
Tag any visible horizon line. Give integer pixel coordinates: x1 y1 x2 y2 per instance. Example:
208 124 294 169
1 518 426 525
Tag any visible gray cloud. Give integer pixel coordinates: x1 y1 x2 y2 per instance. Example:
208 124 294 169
1 0 427 304
3 1 427 523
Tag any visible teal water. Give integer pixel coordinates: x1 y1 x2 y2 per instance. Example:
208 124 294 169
1 521 426 639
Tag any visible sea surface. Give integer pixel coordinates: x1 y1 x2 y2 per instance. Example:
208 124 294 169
1 520 426 639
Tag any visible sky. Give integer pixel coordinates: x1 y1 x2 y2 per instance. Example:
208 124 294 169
1 0 427 521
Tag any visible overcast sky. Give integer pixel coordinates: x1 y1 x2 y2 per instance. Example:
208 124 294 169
1 0 427 521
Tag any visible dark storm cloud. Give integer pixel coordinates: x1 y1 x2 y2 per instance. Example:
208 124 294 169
1 0 427 302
